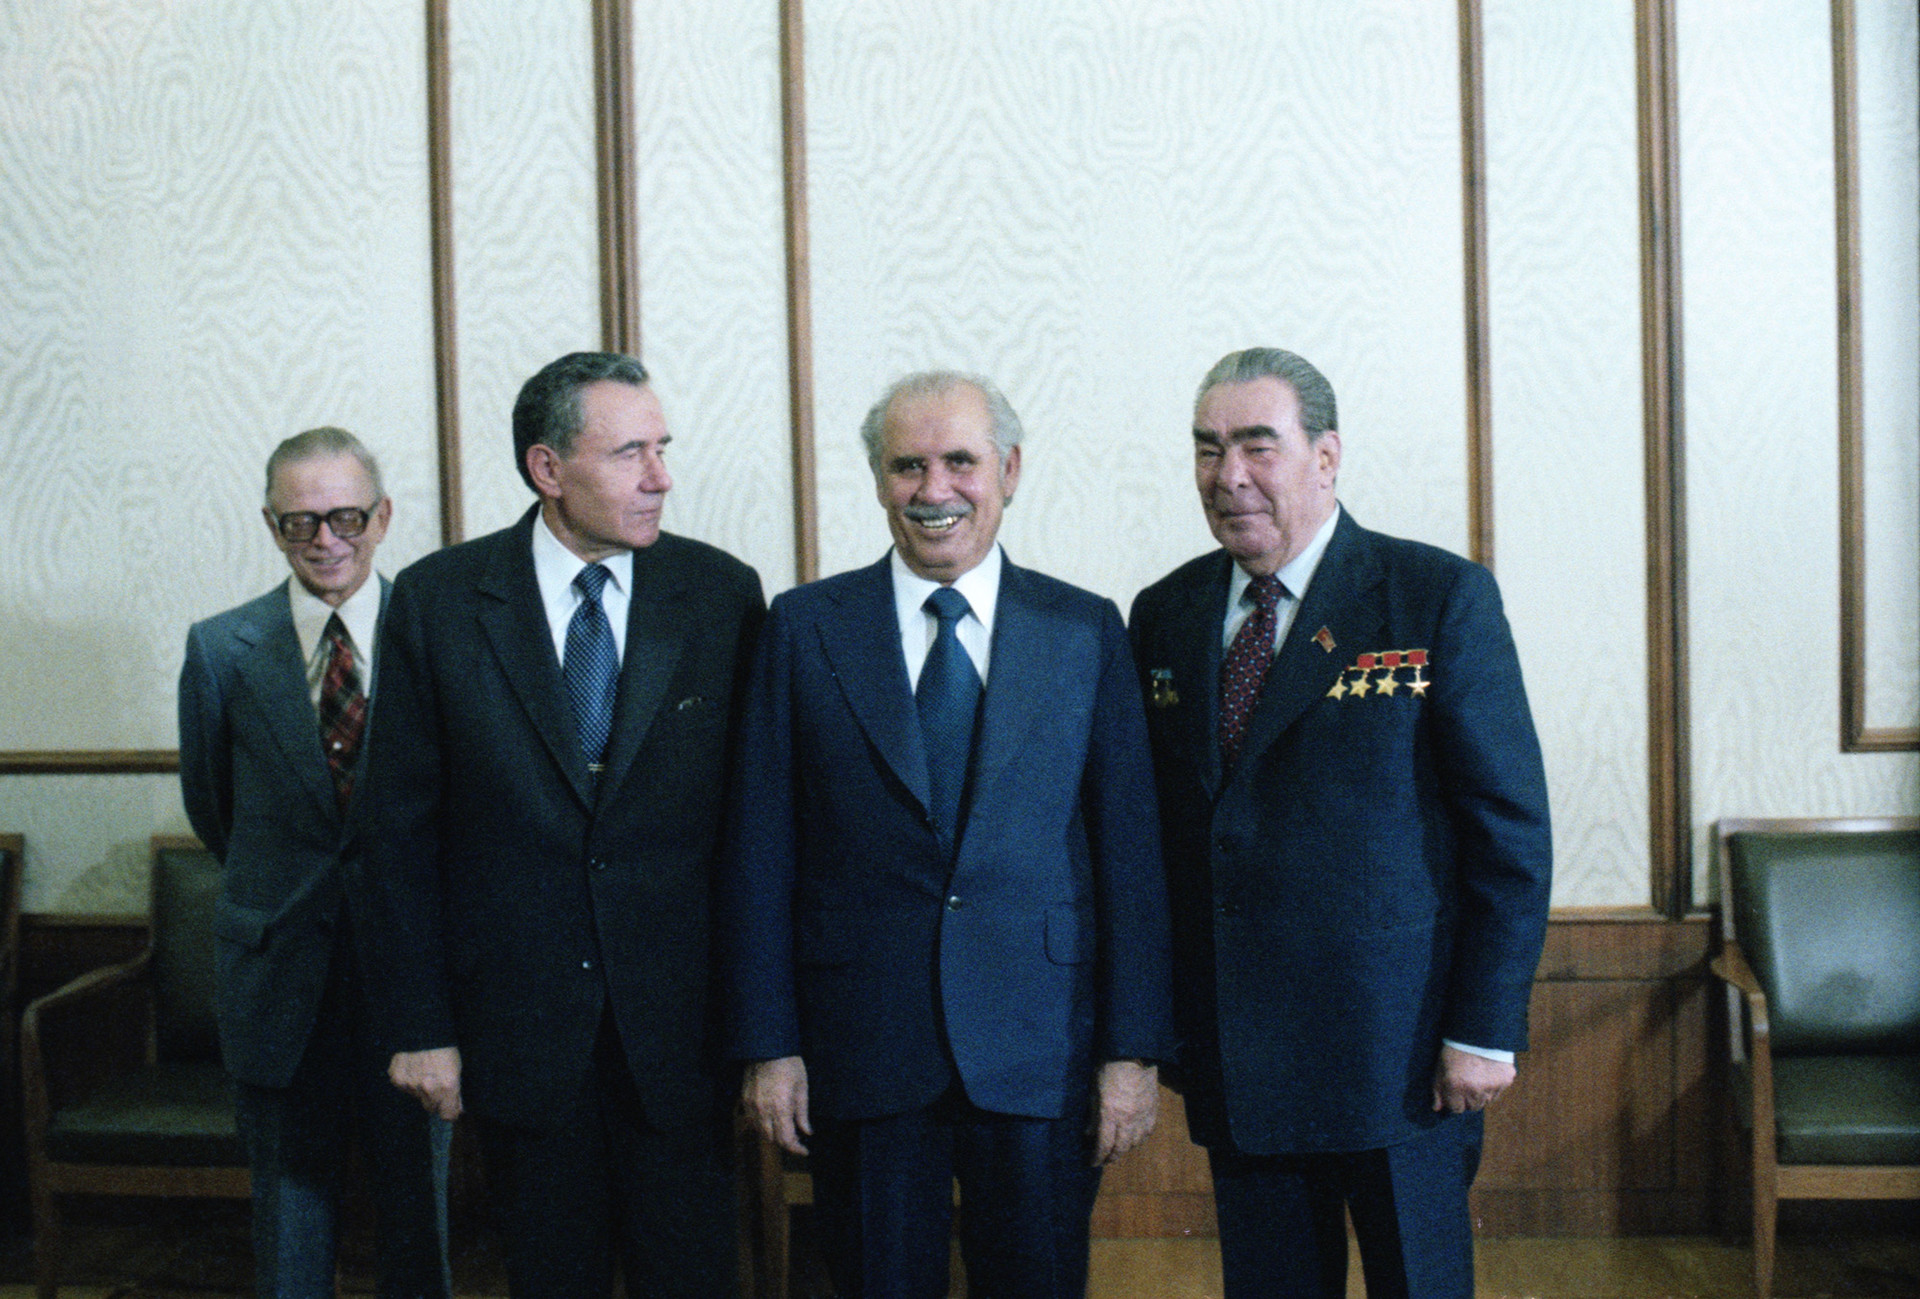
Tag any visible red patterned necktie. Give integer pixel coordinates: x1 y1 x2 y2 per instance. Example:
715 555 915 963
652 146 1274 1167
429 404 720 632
318 614 368 813
1219 574 1286 769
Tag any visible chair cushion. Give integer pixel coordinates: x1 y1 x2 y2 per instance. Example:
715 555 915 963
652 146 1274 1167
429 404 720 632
46 1061 245 1167
1774 1053 1920 1165
1730 829 1920 1052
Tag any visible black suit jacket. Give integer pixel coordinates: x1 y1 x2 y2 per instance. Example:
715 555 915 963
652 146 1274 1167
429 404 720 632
1130 511 1551 1155
178 579 388 1089
722 555 1174 1123
356 507 764 1131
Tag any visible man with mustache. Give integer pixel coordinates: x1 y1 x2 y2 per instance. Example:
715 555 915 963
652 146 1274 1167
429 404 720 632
724 371 1174 1298
1129 348 1551 1299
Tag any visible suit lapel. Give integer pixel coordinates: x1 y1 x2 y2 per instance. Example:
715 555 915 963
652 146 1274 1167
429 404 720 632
1169 554 1232 799
966 560 1058 830
818 559 932 815
1231 512 1383 773
595 542 691 806
232 583 338 822
476 511 594 806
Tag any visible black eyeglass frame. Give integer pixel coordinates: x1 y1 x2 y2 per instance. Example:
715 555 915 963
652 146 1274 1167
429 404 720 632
273 500 383 543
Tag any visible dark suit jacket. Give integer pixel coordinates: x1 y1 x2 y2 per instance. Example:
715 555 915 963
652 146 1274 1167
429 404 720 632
722 555 1174 1123
355 506 764 1131
178 578 387 1089
1129 510 1551 1155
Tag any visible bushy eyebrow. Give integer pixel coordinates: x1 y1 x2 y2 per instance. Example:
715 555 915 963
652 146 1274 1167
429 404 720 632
1193 425 1279 445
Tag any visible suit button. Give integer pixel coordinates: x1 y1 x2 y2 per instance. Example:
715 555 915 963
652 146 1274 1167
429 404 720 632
591 859 607 873
1216 836 1239 855
946 895 964 911
1216 901 1240 917
581 959 594 970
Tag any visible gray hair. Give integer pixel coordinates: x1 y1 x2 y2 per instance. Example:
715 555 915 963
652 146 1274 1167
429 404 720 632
512 351 651 491
264 426 384 503
859 371 1024 477
1196 348 1338 440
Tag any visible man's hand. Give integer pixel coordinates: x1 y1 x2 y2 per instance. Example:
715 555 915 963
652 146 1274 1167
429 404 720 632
1090 1060 1159 1166
1431 1044 1515 1114
391 1046 463 1121
743 1055 811 1156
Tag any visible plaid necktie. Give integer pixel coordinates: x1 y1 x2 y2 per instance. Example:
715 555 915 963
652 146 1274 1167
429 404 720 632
1218 574 1286 769
565 563 620 773
318 614 368 813
916 587 982 848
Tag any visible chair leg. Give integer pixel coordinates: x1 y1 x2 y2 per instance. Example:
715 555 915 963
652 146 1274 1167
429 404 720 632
30 1179 58 1299
1751 1155 1776 1299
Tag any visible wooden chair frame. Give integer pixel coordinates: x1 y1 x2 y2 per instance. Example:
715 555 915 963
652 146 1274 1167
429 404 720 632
20 834 248 1299
1710 815 1920 1299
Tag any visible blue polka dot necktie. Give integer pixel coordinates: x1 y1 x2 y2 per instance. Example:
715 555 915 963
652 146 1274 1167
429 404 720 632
1219 574 1286 769
917 586 982 847
564 563 619 772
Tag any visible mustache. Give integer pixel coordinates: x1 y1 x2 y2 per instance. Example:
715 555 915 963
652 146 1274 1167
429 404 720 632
901 502 974 523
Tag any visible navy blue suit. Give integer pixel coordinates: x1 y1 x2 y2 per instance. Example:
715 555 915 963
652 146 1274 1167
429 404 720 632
179 580 449 1298
723 554 1174 1296
1129 511 1551 1297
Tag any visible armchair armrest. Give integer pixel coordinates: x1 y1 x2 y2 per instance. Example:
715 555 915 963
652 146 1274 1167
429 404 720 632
1709 941 1776 1153
21 951 155 1155
1710 942 1770 1034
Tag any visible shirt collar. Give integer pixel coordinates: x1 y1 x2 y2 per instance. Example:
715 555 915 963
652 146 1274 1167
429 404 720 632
288 572 382 667
533 506 634 599
891 542 1003 633
1228 503 1341 611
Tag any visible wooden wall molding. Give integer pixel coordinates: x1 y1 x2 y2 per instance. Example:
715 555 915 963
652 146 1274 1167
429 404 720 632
1832 0 1919 754
1458 0 1494 570
1636 0 1692 916
593 0 641 357
781 0 820 585
426 0 462 548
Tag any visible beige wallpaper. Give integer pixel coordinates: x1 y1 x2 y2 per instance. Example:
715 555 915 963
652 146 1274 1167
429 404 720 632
0 0 1913 913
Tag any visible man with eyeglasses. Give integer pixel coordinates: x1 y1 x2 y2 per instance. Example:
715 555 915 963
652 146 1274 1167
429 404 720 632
179 427 450 1298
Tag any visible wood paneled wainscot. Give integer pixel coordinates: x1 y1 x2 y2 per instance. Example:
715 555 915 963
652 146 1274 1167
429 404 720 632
1090 909 1717 1239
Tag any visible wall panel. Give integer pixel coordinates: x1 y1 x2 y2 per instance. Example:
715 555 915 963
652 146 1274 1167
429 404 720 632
1483 0 1650 905
633 0 796 590
803 0 1468 600
1679 0 1917 890
449 0 601 539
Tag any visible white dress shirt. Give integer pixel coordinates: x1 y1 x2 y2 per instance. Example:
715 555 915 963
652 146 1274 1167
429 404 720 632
290 574 383 709
532 509 634 666
890 544 1002 689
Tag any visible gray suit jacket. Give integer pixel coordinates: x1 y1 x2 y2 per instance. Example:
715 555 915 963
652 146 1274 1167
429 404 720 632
178 578 387 1088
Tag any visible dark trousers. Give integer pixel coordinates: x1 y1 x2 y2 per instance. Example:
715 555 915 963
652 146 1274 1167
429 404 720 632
473 1013 737 1299
234 938 451 1299
809 1087 1103 1299
1208 1112 1484 1299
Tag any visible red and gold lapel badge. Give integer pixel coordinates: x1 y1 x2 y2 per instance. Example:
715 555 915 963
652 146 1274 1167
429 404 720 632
1327 649 1430 700
1312 626 1336 653
1148 667 1180 708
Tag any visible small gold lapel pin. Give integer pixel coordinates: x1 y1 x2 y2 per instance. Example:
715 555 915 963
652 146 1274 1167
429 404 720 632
1313 626 1336 654
1149 668 1179 708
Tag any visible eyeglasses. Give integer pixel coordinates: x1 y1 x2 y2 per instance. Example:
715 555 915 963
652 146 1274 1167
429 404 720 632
274 501 381 543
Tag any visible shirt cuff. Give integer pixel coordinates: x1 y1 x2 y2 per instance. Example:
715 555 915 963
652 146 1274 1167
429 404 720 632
1442 1038 1515 1064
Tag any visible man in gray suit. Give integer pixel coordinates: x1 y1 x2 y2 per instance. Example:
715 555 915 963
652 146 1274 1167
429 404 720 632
179 427 449 1298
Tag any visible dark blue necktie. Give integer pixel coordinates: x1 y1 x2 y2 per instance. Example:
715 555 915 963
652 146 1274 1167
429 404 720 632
916 586 982 847
564 563 619 771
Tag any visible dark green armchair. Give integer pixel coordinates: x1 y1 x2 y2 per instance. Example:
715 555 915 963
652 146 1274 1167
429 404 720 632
1710 816 1920 1299
21 834 248 1299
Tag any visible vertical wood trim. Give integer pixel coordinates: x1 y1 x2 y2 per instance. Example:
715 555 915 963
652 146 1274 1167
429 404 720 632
425 0 461 546
1636 0 1690 916
1832 0 1919 753
1458 0 1495 570
594 0 641 356
782 0 820 584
